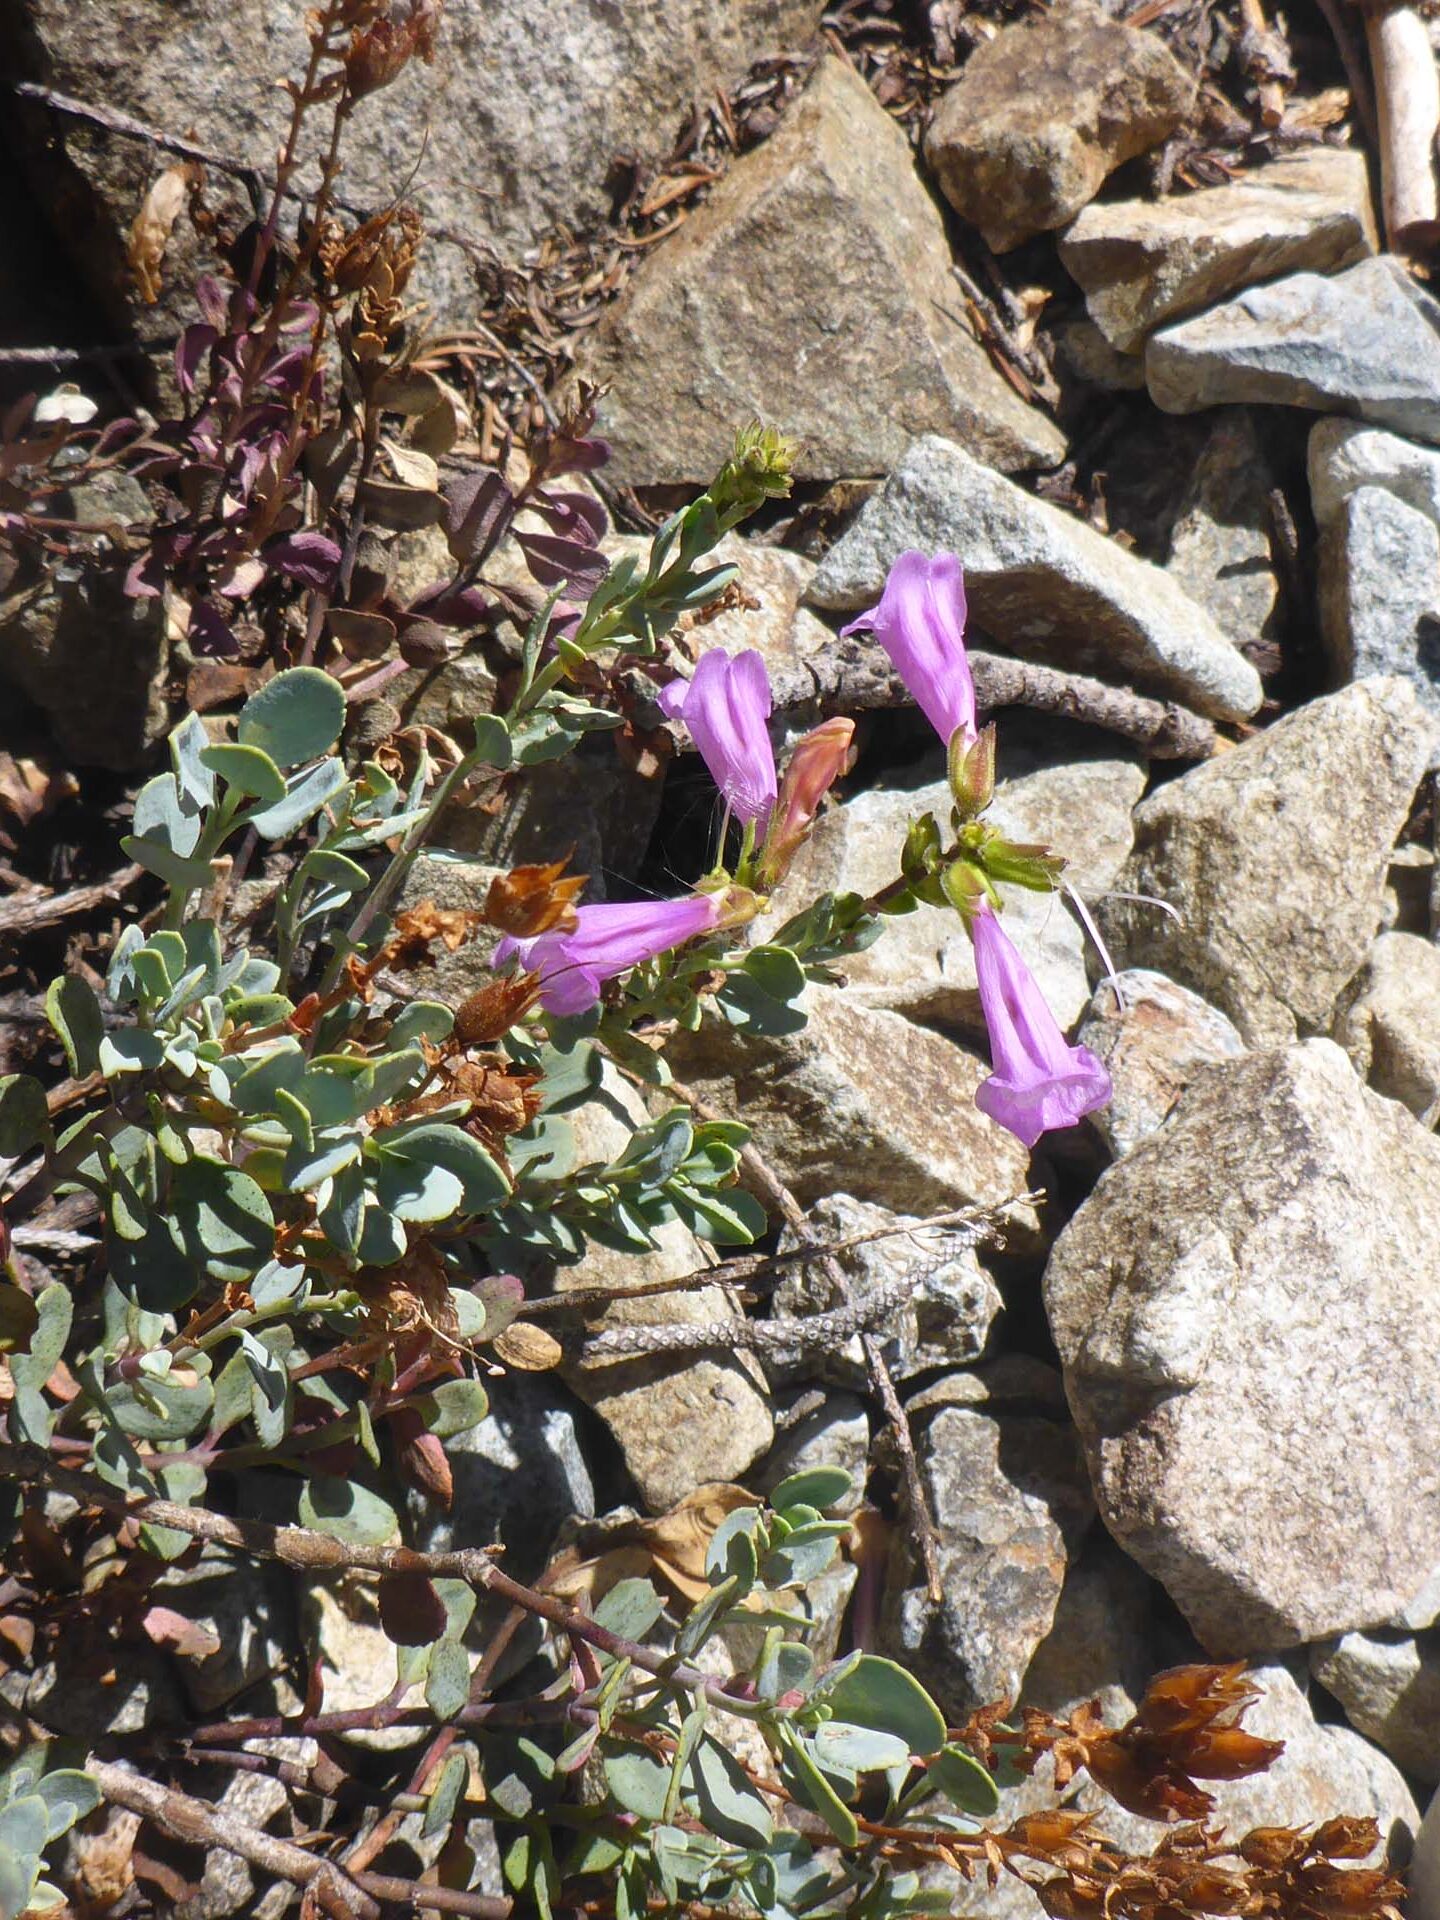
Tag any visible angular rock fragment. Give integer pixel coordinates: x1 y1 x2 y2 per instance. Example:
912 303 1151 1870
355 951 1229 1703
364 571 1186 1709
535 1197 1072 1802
1317 486 1440 733
880 1370 1095 1717
1164 408 1283 650
1076 969 1247 1157
807 435 1263 720
663 982 1034 1221
1311 1628 1440 1783
1332 930 1440 1122
1146 255 1440 446
1096 678 1435 1044
1060 148 1376 352
579 58 1064 484
924 0 1194 253
754 743 1144 1035
1045 1038 1440 1650
1309 416 1440 531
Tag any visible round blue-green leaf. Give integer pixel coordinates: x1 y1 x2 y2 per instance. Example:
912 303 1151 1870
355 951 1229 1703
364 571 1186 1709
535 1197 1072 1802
375 1124 510 1214
298 1475 399 1547
813 1721 911 1774
815 1654 946 1759
922 1743 1001 1817
770 1466 855 1515
237 667 345 767
34 1770 102 1841
45 977 103 1078
0 1075 48 1159
424 1637 471 1721
410 1378 490 1439
169 1157 275 1282
0 1792 49 1858
687 1735 773 1847
200 742 287 804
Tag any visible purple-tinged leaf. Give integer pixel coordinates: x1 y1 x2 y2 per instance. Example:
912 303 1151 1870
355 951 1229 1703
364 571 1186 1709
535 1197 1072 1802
267 530 342 588
516 530 610 599
406 581 494 628
194 274 231 330
545 433 611 477
175 323 217 397
124 546 166 598
93 417 141 458
259 346 310 396
443 468 513 568
529 488 608 546
277 299 320 335
215 554 267 599
188 600 239 657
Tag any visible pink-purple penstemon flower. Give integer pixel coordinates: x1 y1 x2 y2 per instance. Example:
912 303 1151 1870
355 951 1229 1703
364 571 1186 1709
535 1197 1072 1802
841 550 976 752
970 905 1112 1148
495 892 745 1017
659 648 778 831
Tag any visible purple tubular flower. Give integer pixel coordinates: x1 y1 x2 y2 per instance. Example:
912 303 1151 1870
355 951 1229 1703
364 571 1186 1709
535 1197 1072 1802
494 894 726 1016
970 907 1112 1148
840 550 976 751
658 649 778 830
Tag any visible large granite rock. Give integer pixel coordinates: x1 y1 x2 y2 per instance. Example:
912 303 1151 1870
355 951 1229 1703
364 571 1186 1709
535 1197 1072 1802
806 435 1262 721
1309 416 1440 531
1332 930 1440 1123
880 1367 1095 1718
1076 969 1247 1159
578 58 1064 484
1146 255 1440 445
663 982 1034 1220
754 742 1144 1035
1060 148 1376 352
1095 678 1435 1045
3 0 826 340
1045 1038 1440 1652
924 0 1194 253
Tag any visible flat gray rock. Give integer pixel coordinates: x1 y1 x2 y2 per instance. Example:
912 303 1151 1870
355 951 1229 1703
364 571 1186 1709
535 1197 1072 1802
1317 486 1440 743
1045 1038 1440 1651
1096 678 1436 1045
1061 148 1376 352
1308 416 1440 530
1146 255 1440 445
578 59 1064 484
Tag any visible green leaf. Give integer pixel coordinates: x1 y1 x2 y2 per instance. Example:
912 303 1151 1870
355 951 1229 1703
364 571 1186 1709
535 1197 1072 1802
919 1743 1001 1818
33 1770 101 1841
200 742 287 804
813 1721 912 1773
0 1076 47 1159
675 1572 742 1658
410 1378 490 1440
782 1734 858 1847
0 1845 37 1920
171 710 217 811
0 1794 48 1859
237 667 345 767
813 1655 946 1760
11 1289 67 1383
373 1123 510 1214
471 713 512 768
45 977 103 1078
97 1030 165 1077
771 1466 854 1514
592 1577 663 1643
169 1157 274 1282
106 1374 213 1442
422 1750 468 1839
245 755 349 839
298 1476 398 1547
603 1746 671 1821
687 1735 773 1848
388 1001 454 1049
424 1637 471 1721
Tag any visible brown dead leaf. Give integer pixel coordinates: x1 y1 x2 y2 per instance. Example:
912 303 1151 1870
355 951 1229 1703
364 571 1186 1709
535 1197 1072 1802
387 898 486 966
453 975 540 1048
545 1483 760 1610
128 164 197 304
485 855 586 938
492 1321 563 1372
0 751 78 850
141 1604 223 1662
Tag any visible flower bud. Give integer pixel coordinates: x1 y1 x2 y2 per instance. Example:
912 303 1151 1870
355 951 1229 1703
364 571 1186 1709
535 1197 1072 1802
756 716 854 885
949 721 996 821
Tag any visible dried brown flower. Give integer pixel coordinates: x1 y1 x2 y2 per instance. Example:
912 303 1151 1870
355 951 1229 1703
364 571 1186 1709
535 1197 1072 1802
485 855 587 939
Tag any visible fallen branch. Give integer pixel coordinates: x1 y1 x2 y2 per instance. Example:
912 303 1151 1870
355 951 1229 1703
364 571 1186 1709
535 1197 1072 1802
0 864 144 939
1366 4 1440 251
805 643 1220 760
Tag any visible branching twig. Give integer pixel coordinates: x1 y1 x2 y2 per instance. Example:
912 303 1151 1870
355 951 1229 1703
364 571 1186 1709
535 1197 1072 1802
666 1082 948 1605
0 864 143 939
